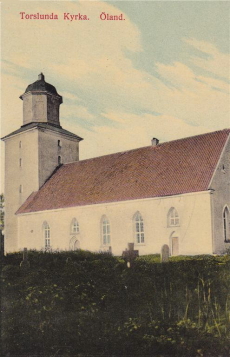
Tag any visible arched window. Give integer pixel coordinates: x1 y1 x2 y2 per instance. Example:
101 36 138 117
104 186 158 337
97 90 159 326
168 207 180 227
101 216 110 246
70 218 79 234
223 206 230 242
134 212 144 244
43 222 51 249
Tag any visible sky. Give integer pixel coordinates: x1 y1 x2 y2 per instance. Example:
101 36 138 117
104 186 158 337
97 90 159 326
1 0 230 191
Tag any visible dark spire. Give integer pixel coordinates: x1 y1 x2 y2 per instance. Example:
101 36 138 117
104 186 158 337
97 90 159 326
38 73 45 81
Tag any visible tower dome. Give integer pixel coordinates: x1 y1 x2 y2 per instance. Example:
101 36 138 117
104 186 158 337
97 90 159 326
20 73 63 126
22 73 60 97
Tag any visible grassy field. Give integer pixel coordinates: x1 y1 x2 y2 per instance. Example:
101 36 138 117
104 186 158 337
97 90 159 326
1 251 230 356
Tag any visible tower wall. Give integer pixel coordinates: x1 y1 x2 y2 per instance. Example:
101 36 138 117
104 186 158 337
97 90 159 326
38 130 80 187
22 92 61 126
4 130 39 252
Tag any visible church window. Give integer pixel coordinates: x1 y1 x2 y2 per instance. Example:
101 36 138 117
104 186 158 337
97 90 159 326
58 140 62 148
19 184 22 193
223 206 230 242
101 216 110 246
19 158 22 167
58 156 62 165
134 212 145 244
70 218 79 234
43 222 51 249
168 207 180 226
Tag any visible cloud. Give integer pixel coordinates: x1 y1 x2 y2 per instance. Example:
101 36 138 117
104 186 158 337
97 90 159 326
185 38 230 80
1 1 229 166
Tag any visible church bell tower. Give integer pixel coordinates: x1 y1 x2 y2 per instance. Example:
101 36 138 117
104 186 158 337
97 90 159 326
2 73 83 252
20 73 63 126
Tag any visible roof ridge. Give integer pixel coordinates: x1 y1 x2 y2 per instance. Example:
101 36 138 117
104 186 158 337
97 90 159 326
63 128 230 167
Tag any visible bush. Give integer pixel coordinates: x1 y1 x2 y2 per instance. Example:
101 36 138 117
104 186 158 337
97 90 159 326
2 251 230 356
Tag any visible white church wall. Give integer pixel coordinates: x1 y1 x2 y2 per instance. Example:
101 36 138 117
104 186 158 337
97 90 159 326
209 136 230 254
17 191 213 256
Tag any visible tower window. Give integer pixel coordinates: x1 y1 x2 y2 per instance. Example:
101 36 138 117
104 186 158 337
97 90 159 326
19 141 22 148
19 185 23 193
58 140 62 148
19 158 22 167
58 156 62 165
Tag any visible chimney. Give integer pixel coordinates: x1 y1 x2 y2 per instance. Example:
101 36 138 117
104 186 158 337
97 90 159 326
151 138 159 146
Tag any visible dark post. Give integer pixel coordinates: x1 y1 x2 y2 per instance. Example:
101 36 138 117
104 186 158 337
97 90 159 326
20 247 30 270
122 243 139 268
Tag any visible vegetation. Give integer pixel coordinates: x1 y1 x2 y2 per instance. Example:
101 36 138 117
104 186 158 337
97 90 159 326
1 251 230 356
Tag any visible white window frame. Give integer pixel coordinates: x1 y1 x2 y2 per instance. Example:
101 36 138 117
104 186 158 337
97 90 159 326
70 218 80 234
43 222 51 249
223 206 230 242
101 216 111 246
134 212 145 244
168 207 180 227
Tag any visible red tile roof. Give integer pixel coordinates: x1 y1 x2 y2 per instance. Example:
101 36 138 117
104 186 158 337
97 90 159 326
17 129 230 214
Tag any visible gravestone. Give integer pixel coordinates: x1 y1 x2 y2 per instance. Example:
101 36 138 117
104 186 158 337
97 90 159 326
122 243 139 268
161 244 170 263
66 257 72 264
20 247 30 270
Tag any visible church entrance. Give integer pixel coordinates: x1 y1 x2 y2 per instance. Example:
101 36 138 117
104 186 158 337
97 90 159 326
69 237 80 251
169 232 179 256
172 237 179 256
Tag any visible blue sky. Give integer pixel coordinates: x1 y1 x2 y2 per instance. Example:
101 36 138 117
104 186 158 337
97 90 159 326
1 0 230 183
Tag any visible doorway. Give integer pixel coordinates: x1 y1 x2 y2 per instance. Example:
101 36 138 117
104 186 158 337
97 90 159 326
172 236 179 256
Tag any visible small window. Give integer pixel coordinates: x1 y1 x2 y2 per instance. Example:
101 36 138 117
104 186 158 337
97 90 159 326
134 212 145 244
43 222 51 249
70 218 79 234
19 141 22 148
58 140 62 148
101 216 111 246
223 206 230 242
19 158 22 167
19 185 22 193
168 207 180 227
58 156 62 165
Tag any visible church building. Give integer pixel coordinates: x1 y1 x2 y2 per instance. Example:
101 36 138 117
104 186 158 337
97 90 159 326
2 74 230 255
